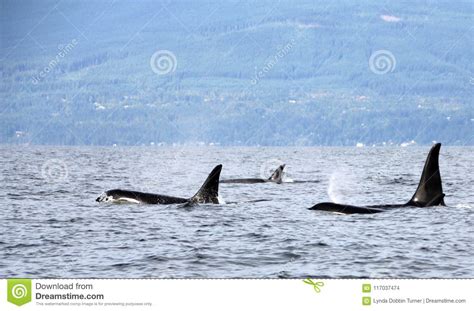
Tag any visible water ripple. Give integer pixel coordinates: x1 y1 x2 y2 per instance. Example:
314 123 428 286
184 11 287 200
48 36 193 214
0 146 473 278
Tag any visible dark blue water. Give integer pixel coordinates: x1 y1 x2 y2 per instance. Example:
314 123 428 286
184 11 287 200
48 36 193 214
0 146 472 278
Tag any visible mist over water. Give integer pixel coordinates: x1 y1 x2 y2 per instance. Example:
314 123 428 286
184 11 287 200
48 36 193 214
327 166 358 204
0 146 473 278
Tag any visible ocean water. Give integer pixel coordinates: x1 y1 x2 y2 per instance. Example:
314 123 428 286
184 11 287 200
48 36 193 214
0 145 472 278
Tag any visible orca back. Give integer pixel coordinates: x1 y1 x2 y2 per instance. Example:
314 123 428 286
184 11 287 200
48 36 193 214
406 143 445 207
309 202 384 214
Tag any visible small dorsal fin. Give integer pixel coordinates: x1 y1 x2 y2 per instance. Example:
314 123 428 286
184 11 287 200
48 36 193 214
407 143 445 207
268 164 285 184
190 165 222 204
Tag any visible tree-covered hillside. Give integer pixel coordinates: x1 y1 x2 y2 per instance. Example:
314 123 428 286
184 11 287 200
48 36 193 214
1 0 473 145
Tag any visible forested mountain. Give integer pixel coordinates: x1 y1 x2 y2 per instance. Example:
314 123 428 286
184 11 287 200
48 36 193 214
1 0 473 145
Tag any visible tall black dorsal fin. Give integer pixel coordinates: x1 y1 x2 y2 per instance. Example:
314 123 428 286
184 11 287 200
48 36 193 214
190 165 222 204
268 164 285 183
407 143 445 207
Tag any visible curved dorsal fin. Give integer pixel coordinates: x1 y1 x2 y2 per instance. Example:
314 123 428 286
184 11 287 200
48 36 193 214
407 143 445 207
268 164 286 184
190 165 222 204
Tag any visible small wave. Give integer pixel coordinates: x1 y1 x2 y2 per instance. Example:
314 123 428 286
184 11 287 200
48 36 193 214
454 204 472 209
385 177 407 185
246 199 271 203
291 180 321 184
195 253 207 260
242 232 269 240
46 217 83 223
144 255 167 262
42 239 66 246
201 222 218 228
307 242 330 247
5 243 42 249
276 271 291 278
279 252 301 260
111 262 133 268
217 196 226 204
115 245 130 249
71 217 85 223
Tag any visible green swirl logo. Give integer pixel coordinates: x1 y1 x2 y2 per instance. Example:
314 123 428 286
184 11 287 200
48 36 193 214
7 279 32 306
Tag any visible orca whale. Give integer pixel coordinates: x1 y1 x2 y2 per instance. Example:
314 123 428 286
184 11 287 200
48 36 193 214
221 164 286 184
96 164 222 204
309 143 446 214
